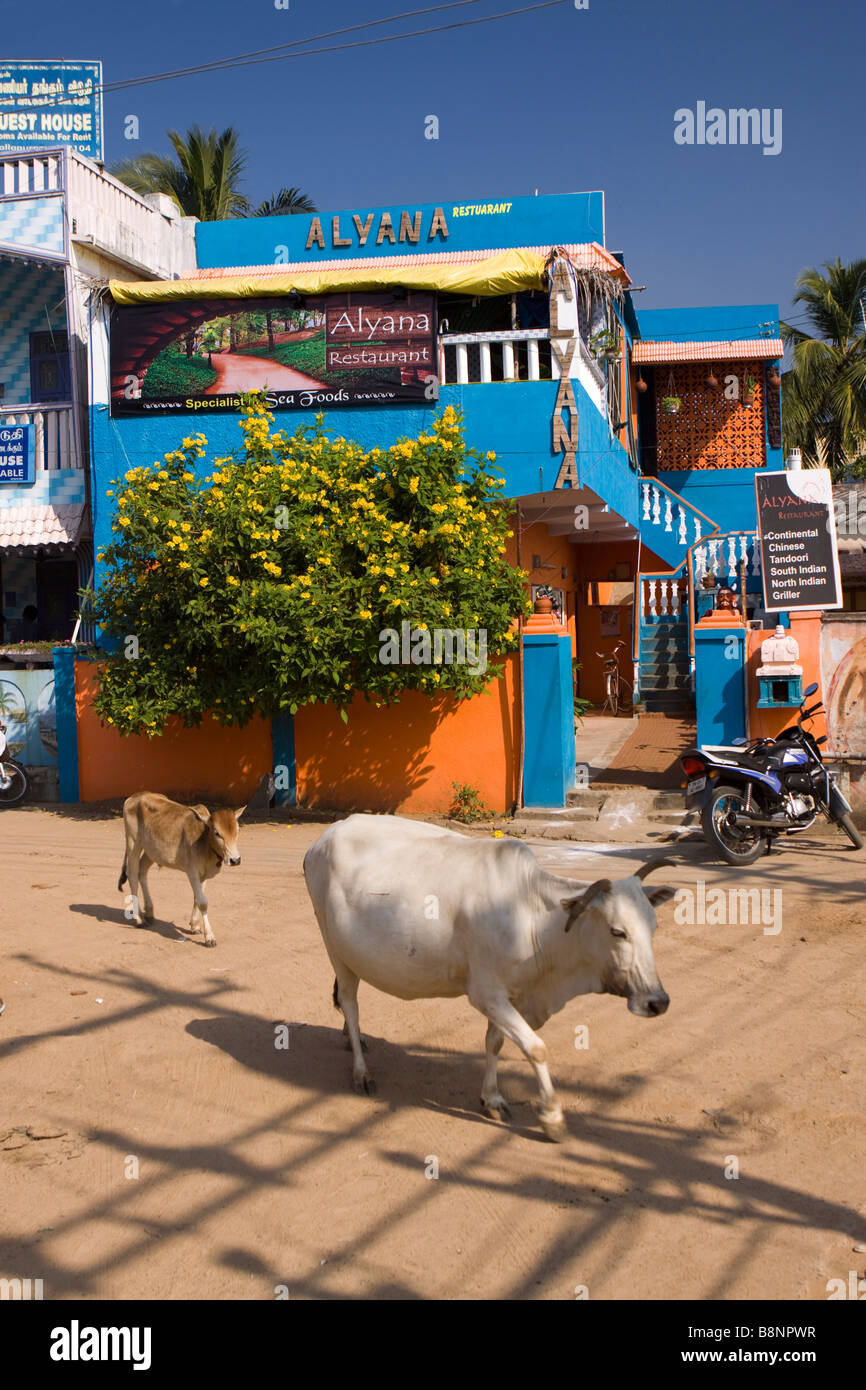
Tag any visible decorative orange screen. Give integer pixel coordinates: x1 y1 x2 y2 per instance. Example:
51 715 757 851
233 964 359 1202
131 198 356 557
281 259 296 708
656 362 767 471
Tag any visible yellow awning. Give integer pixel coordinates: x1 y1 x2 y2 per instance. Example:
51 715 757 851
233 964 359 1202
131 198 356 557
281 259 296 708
109 243 629 305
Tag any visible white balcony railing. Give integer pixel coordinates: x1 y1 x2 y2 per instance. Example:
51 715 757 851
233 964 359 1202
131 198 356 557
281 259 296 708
438 329 551 384
0 403 78 471
0 151 63 196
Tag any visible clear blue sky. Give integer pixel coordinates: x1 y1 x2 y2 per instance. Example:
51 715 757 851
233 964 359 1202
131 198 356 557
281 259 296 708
4 0 864 325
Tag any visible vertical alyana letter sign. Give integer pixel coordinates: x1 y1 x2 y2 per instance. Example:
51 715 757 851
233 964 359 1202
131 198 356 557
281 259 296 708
755 469 842 612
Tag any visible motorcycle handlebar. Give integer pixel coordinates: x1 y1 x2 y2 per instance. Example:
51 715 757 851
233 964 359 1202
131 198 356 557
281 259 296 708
799 703 823 720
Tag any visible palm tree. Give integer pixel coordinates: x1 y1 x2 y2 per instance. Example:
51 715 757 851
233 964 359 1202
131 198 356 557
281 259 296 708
781 259 866 478
254 187 316 217
112 128 316 224
112 126 251 221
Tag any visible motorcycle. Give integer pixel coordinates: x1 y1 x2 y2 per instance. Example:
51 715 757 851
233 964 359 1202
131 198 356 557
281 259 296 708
0 722 27 805
680 683 863 865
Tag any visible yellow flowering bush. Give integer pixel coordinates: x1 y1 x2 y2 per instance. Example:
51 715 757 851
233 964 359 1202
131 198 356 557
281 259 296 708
91 401 528 734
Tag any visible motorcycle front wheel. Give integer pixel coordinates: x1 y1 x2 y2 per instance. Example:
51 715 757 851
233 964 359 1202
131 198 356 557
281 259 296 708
0 760 27 805
702 783 768 866
835 812 864 850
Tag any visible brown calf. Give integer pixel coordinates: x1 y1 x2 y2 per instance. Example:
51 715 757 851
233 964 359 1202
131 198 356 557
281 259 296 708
118 792 245 947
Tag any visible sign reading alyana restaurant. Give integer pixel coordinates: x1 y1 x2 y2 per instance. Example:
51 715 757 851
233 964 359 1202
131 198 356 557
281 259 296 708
755 469 842 612
0 60 103 163
110 292 438 415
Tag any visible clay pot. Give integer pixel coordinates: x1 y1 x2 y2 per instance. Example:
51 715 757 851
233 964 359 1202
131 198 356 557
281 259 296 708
635 376 648 394
706 371 718 389
534 594 553 615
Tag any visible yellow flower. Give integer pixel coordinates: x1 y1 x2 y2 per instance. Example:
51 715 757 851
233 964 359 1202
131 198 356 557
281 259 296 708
408 477 419 494
359 608 372 619
199 577 209 587
227 575 240 586
118 516 131 527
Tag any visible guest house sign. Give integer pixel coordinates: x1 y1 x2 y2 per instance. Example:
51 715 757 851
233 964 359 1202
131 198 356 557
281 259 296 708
0 60 103 162
0 425 31 483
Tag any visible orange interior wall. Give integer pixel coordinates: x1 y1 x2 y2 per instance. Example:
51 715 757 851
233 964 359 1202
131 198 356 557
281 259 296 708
75 662 272 803
573 540 641 705
506 520 579 655
295 654 520 815
746 612 827 741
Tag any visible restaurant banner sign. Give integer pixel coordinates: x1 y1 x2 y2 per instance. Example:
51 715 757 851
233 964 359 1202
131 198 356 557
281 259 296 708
0 60 103 162
755 469 842 612
110 292 438 416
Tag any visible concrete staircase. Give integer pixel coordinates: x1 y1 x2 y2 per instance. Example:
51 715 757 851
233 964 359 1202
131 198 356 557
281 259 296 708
637 619 693 713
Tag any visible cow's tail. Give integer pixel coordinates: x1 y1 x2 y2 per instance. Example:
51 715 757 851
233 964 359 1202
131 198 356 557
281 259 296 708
118 855 128 892
332 977 342 1013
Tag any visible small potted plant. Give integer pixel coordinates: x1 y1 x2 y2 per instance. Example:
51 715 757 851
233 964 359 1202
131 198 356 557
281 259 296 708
590 330 620 362
635 370 648 394
661 395 682 415
706 368 718 389
743 373 758 406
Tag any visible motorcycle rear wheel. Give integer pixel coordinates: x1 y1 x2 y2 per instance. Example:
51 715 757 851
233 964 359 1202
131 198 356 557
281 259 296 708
0 760 27 805
702 783 768 866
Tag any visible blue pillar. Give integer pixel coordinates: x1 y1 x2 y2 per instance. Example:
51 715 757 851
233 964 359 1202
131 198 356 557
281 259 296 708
694 624 747 747
271 712 296 806
52 647 80 803
522 631 577 808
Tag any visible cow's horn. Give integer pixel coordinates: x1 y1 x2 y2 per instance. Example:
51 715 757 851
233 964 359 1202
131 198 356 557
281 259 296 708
562 878 611 932
634 858 676 882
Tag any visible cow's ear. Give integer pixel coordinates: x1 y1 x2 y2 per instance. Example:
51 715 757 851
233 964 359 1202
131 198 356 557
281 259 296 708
234 805 246 820
191 804 210 824
642 884 676 907
561 878 612 932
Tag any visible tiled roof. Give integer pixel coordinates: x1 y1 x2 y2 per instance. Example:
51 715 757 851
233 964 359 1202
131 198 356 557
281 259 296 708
0 503 86 551
189 242 631 284
632 338 783 364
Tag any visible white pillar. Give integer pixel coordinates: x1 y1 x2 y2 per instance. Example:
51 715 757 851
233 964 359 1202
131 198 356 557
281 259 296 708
456 343 469 385
479 342 492 383
502 340 515 382
527 338 539 381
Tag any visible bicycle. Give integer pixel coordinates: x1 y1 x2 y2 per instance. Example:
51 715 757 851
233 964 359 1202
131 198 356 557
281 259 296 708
597 641 632 717
0 722 27 805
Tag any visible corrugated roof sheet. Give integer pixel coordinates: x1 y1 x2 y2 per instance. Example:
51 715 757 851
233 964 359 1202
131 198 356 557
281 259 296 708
633 338 783 364
0 503 86 551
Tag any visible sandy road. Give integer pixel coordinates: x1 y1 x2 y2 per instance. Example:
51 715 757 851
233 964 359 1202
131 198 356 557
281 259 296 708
1 806 864 1300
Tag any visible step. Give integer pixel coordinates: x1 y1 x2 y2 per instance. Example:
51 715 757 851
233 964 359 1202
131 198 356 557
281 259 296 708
639 678 692 691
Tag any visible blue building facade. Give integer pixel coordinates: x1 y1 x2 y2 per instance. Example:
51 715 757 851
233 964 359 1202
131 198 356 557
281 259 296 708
85 188 785 807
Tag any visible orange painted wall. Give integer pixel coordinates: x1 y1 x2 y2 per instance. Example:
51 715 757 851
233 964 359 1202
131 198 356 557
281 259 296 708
295 654 520 815
75 662 272 803
746 612 827 741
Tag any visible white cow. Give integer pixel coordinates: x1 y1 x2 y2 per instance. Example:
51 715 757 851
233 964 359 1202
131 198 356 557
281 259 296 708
303 814 674 1141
